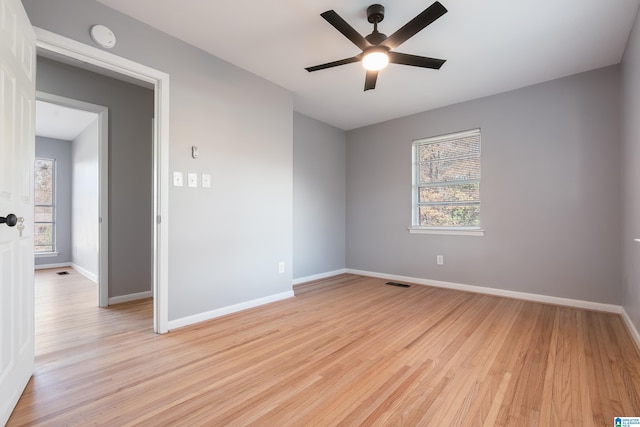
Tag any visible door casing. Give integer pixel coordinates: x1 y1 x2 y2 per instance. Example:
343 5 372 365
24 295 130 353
34 26 170 334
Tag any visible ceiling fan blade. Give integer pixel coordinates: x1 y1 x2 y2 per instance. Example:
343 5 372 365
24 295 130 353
305 55 362 72
321 10 372 51
364 70 378 91
381 1 447 50
388 52 446 69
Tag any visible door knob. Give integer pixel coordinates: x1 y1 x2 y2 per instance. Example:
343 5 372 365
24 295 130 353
0 214 18 227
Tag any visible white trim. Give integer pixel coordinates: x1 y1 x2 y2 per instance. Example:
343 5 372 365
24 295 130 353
292 269 348 286
35 26 171 334
35 27 165 87
34 252 60 258
71 263 97 283
36 91 106 112
408 227 485 236
345 269 622 314
34 262 71 270
109 291 153 305
36 91 109 307
414 128 481 144
155 79 170 334
622 308 640 353
168 291 295 331
98 105 109 307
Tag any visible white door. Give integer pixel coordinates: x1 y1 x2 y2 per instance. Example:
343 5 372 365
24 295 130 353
0 0 36 424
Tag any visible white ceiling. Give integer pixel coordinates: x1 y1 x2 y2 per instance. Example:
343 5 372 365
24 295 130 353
36 100 98 141
96 0 640 130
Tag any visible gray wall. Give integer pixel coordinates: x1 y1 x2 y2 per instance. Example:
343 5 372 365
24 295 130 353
34 136 72 266
293 112 346 279
71 119 99 277
346 66 622 304
36 56 154 299
621 10 640 330
23 0 294 321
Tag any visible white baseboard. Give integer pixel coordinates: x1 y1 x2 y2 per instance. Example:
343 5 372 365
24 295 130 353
109 291 153 305
35 262 72 270
346 269 622 314
622 308 640 353
292 269 347 286
71 263 98 284
168 290 295 331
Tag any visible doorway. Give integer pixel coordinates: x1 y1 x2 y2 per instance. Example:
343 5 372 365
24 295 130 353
35 94 109 307
35 27 170 333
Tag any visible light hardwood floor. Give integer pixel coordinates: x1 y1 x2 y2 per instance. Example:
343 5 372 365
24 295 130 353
8 269 640 426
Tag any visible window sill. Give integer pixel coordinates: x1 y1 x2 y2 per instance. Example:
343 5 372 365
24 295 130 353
35 252 59 258
408 227 484 236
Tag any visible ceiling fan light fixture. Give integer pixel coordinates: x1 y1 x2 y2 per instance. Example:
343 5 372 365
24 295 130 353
362 49 389 71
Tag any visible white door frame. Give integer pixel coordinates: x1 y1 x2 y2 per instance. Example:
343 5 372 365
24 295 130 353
34 27 170 333
36 92 109 307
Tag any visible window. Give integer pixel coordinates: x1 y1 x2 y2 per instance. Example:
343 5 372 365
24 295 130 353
410 129 482 235
34 158 56 253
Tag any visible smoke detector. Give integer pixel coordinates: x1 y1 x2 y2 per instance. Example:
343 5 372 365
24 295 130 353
90 25 116 49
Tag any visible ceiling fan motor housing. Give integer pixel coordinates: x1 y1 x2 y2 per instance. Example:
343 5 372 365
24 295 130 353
366 32 388 45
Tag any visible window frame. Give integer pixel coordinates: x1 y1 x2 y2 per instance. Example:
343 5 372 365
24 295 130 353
409 128 484 236
34 157 58 255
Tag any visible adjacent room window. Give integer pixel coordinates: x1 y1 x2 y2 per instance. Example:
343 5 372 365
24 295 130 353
34 158 56 253
411 128 482 234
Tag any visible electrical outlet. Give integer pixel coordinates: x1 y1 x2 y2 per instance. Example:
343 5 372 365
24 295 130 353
278 262 285 274
437 255 444 265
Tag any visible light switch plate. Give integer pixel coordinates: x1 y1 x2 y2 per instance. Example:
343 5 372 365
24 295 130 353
188 173 198 188
173 171 183 187
202 173 211 188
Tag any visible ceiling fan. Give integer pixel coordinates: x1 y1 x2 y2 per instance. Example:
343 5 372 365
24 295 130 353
305 2 448 91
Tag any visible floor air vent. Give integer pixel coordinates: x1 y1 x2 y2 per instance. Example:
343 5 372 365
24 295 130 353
386 282 410 288
56 271 70 276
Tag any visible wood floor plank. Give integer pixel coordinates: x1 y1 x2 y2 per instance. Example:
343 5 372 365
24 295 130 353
7 270 640 426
